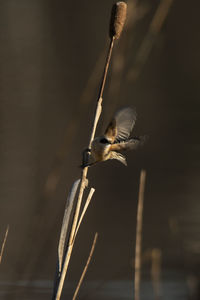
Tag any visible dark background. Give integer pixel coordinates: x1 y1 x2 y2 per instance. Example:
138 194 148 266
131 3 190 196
0 0 200 299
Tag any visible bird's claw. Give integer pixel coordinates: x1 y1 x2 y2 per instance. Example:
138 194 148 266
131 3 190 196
81 148 91 168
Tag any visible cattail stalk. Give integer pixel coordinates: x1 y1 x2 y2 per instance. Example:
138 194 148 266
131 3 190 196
54 3 127 300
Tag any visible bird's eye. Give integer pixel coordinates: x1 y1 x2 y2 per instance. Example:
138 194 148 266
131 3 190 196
100 138 109 144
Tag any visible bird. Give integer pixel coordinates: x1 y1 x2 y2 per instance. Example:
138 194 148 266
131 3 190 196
83 107 146 167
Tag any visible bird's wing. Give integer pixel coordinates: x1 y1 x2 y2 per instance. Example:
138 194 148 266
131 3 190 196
105 107 137 143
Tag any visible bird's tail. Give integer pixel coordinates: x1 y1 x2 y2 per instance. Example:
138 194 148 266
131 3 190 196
109 151 127 166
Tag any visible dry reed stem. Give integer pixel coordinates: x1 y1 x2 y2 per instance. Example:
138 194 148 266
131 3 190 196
54 173 88 300
0 225 9 265
54 3 127 298
53 187 95 300
67 37 115 250
128 0 174 80
73 188 95 242
54 25 115 300
72 233 98 300
134 170 146 300
52 180 80 298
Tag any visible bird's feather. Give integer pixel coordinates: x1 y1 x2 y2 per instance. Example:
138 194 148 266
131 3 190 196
110 138 140 151
104 119 117 143
109 151 127 166
105 107 137 143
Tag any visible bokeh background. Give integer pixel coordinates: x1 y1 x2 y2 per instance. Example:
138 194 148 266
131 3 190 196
0 0 200 299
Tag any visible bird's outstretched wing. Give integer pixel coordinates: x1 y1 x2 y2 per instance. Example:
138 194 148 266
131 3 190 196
105 107 137 143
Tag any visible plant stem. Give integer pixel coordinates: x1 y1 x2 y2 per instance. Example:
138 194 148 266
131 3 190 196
72 233 98 300
134 170 146 300
0 225 9 265
54 37 115 300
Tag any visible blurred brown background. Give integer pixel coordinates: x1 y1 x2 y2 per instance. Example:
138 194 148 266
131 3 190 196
0 0 200 299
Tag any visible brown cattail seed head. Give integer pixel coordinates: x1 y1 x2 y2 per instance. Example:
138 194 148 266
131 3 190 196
110 2 127 39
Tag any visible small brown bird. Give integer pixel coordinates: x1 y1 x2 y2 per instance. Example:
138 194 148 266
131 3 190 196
84 107 146 167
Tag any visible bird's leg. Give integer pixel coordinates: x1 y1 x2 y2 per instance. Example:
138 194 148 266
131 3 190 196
81 148 91 168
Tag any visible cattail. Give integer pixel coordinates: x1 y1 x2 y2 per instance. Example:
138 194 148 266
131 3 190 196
53 3 128 299
110 2 127 39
